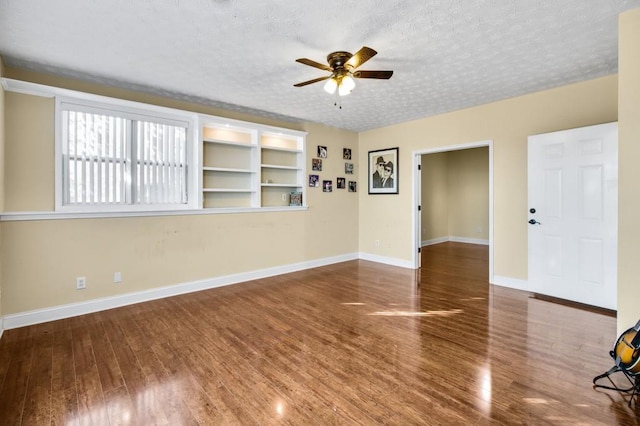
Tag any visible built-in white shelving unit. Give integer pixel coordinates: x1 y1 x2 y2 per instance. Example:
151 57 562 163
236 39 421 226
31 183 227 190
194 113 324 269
200 115 306 209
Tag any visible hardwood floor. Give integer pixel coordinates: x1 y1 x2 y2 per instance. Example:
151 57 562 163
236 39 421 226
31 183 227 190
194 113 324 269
1 242 638 425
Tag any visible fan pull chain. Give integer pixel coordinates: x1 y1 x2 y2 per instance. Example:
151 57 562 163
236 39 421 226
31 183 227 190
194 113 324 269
333 92 342 110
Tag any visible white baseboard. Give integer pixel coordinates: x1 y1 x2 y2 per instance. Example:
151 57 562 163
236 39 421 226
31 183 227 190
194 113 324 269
2 252 359 330
422 236 489 246
421 237 449 246
449 236 490 245
492 275 529 292
358 252 414 269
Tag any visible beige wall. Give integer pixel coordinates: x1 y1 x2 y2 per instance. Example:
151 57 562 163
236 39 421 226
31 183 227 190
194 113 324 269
4 93 53 211
446 148 489 240
421 148 489 242
617 9 640 334
359 75 618 280
0 68 359 315
421 152 448 241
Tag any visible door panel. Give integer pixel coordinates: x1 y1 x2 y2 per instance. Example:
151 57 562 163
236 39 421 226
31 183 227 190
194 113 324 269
528 122 617 310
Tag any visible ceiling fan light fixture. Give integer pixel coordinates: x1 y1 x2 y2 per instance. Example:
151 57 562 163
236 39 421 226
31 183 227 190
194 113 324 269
338 74 356 96
294 46 392 95
324 77 338 94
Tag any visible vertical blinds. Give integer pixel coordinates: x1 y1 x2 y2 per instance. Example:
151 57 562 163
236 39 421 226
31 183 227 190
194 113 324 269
135 121 187 205
63 110 188 206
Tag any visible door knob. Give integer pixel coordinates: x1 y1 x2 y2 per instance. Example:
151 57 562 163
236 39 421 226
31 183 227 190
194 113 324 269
529 219 542 225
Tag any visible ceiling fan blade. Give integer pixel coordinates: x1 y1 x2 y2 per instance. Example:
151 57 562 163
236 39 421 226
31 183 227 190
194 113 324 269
293 75 331 87
295 58 332 71
353 70 394 79
346 46 377 69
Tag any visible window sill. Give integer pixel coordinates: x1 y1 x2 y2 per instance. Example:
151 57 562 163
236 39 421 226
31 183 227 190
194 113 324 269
0 206 309 222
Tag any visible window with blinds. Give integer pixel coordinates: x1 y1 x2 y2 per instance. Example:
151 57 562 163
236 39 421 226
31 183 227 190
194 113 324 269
59 101 193 212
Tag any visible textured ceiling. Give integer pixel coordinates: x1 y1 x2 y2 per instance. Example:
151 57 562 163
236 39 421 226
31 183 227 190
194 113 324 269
1 0 639 132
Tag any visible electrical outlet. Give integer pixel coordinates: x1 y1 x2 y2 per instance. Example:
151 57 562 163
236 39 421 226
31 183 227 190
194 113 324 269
114 272 122 283
375 240 380 247
281 193 287 202
76 276 86 290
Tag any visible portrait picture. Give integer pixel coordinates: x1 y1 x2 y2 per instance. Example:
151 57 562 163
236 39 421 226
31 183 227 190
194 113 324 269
337 177 346 189
343 148 352 160
348 181 357 192
312 158 322 171
345 162 354 174
309 174 320 187
323 180 333 192
368 147 399 194
317 145 327 158
289 192 302 206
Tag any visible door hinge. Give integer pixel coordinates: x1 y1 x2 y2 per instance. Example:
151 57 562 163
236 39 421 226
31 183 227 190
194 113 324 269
418 247 421 253
418 164 421 171
418 205 421 211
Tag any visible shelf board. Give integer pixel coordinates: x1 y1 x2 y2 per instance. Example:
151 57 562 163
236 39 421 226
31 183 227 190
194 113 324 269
260 164 300 170
204 138 255 148
261 183 301 188
203 188 255 193
261 145 302 153
203 166 254 173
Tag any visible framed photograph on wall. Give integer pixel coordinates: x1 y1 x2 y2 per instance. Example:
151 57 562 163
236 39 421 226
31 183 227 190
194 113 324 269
368 147 399 194
289 192 302 206
345 162 354 174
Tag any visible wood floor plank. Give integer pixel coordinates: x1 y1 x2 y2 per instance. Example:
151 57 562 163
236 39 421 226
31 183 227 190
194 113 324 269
0 334 14 395
85 319 125 395
102 385 139 426
101 318 169 425
20 327 54 425
0 326 36 424
149 342 226 425
0 242 635 424
71 325 109 426
147 302 247 424
50 328 78 426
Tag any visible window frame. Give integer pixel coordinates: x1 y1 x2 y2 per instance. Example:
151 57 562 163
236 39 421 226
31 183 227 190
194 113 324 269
55 95 199 213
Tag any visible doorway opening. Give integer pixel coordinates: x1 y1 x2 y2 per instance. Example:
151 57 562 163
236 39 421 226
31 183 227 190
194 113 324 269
412 140 494 284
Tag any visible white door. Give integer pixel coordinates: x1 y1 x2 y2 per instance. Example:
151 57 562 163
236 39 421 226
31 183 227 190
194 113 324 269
528 122 618 310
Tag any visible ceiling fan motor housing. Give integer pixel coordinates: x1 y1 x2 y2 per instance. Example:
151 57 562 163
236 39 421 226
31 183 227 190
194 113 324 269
327 51 354 72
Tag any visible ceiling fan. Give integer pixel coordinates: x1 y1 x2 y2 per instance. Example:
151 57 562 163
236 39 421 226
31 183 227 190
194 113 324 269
293 46 393 96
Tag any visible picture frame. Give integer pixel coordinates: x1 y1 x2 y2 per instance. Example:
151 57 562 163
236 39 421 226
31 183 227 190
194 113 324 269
348 181 357 192
309 174 320 187
337 177 346 189
343 148 352 160
289 191 302 206
317 145 327 158
312 158 322 171
368 147 399 194
323 180 333 192
345 162 354 174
